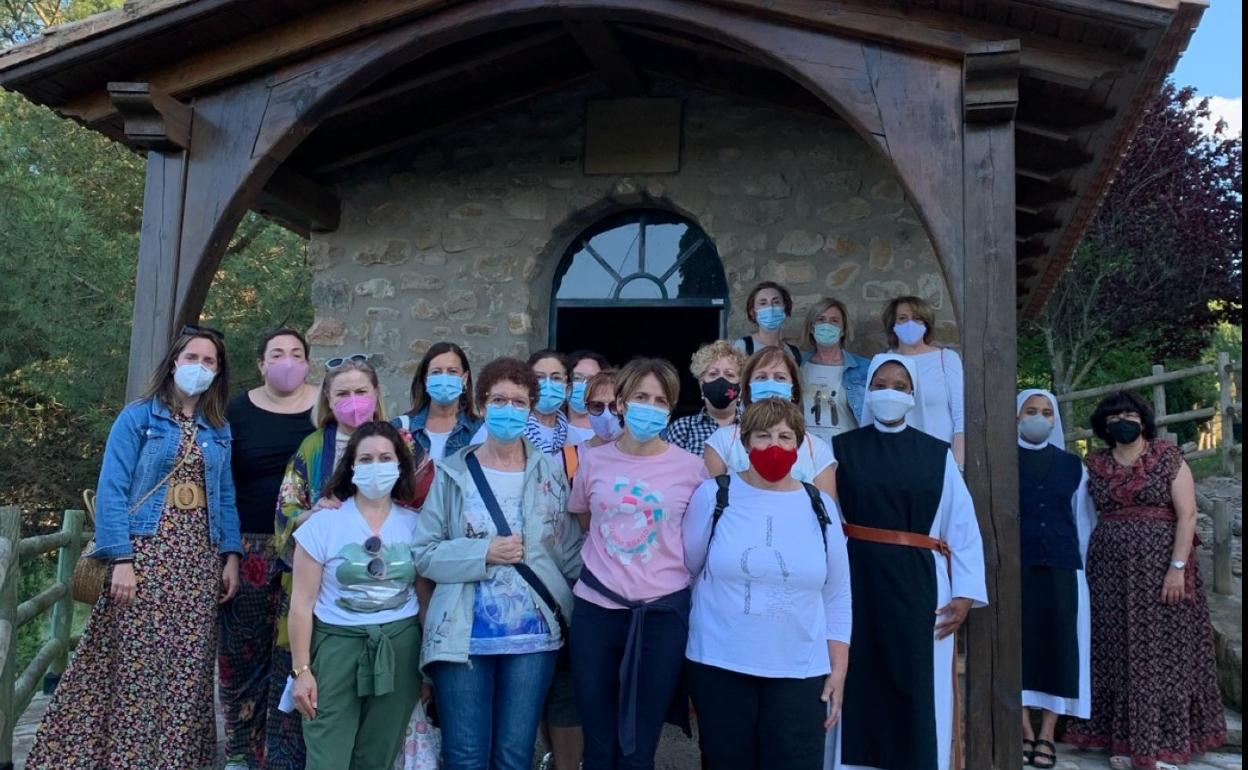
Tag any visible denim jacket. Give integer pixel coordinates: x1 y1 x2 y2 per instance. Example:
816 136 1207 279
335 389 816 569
92 397 243 560
394 407 483 460
801 348 871 424
412 439 583 673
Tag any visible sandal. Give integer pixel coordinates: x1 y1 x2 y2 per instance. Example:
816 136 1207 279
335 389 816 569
1031 739 1057 769
1022 738 1036 765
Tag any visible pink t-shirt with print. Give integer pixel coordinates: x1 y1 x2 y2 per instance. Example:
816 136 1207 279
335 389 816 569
569 442 706 609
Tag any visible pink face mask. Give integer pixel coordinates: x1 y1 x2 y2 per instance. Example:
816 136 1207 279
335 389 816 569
332 394 376 429
264 358 309 392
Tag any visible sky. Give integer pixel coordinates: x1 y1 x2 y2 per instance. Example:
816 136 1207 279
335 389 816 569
1171 0 1243 136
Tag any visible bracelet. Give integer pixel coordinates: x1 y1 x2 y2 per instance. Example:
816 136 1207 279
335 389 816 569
292 664 312 679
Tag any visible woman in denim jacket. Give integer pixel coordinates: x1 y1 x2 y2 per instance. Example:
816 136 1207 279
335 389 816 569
27 327 243 770
414 357 583 770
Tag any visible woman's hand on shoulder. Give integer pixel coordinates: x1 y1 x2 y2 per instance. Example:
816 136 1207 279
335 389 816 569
298 495 343 524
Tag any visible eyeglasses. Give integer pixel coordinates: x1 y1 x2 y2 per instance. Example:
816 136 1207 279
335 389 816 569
585 400 619 417
486 395 531 410
364 535 386 579
326 354 370 370
180 324 225 339
534 372 568 384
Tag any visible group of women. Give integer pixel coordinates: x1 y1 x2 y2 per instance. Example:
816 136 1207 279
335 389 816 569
22 280 1224 770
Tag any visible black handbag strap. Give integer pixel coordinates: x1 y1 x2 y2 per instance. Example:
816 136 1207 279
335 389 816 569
464 451 570 640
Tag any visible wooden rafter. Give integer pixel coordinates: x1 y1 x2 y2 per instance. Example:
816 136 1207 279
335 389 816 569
565 20 646 96
255 166 341 236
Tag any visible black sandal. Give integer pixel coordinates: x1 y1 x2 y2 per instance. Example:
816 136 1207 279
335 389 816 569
1022 738 1036 765
1031 739 1057 769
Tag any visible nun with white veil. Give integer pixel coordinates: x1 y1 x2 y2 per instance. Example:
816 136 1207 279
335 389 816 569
1016 389 1096 769
824 353 987 770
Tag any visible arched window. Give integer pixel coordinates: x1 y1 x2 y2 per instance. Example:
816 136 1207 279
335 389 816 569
550 209 728 415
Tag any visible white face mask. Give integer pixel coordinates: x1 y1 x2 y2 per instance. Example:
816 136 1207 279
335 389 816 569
353 461 400 500
174 362 216 397
866 388 915 424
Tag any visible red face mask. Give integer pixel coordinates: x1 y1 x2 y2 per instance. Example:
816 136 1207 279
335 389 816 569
748 444 799 482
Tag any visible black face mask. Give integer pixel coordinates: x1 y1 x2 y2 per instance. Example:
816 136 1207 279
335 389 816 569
1107 419 1143 445
701 377 740 410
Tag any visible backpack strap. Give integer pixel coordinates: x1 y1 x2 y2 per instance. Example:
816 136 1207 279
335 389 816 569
787 342 802 363
801 482 831 554
562 444 579 481
708 474 732 546
741 335 755 355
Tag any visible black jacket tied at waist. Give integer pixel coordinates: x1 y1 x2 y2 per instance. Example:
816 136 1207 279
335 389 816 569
577 567 692 755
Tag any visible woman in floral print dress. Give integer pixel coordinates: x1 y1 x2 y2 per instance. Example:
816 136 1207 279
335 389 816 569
26 327 243 770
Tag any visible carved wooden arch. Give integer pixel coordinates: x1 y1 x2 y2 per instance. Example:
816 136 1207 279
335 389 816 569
162 0 974 342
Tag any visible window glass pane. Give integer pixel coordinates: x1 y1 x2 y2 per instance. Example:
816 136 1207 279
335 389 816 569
667 231 728 298
644 222 688 278
618 277 664 299
556 248 616 299
587 222 641 277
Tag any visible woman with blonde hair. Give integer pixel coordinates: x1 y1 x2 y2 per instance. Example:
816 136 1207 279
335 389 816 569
801 298 870 442
704 346 836 497
28 326 242 770
881 296 965 469
666 340 747 457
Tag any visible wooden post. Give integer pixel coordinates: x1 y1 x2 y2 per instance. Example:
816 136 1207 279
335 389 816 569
44 509 85 695
961 42 1021 770
0 506 21 770
1212 499 1232 595
1151 364 1174 444
1217 352 1233 475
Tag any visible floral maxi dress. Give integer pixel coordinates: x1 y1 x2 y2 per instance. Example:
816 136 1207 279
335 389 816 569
1064 440 1225 768
27 413 221 770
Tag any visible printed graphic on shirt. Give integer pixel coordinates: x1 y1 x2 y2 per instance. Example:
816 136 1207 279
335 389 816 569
598 476 668 566
738 516 796 618
802 364 844 431
332 541 417 613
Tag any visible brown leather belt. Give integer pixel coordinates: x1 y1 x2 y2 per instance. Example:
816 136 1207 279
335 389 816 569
842 523 951 560
842 522 962 770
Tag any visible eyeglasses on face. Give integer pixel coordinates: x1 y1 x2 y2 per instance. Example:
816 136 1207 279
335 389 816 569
534 372 568 384
486 395 531 410
585 400 619 417
180 324 225 339
326 354 370 370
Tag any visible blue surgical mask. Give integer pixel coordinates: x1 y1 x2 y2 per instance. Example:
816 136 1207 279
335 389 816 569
894 320 927 347
425 373 464 405
535 380 567 415
569 381 588 415
813 323 842 347
624 402 669 443
756 306 787 331
484 404 528 442
749 379 793 402
174 362 216 397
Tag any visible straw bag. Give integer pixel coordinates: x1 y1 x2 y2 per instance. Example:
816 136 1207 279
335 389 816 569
71 489 108 605
71 426 198 605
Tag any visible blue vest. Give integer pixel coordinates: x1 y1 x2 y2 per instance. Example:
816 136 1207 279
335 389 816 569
1019 445 1083 570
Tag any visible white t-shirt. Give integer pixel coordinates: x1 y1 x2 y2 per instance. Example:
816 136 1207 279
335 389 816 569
683 474 852 678
461 467 557 654
903 349 965 445
425 429 451 461
566 424 596 446
293 497 421 627
704 424 835 483
800 361 858 442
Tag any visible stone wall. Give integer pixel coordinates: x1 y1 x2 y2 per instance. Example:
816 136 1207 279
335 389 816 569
308 83 953 414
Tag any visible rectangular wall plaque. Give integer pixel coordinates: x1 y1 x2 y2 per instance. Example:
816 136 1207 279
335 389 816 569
584 98 682 175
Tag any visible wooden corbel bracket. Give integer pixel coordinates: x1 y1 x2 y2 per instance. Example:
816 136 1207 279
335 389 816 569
964 41 1021 124
107 81 192 151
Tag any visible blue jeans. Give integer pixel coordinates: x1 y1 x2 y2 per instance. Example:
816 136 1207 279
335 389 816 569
431 651 559 770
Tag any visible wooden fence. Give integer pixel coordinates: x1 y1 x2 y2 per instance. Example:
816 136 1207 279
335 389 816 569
1055 352 1242 595
0 506 86 769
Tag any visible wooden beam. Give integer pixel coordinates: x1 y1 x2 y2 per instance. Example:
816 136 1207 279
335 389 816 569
1016 89 1115 129
255 166 341 235
565 20 647 95
107 81 193 151
960 41 1022 770
616 22 767 67
964 41 1020 123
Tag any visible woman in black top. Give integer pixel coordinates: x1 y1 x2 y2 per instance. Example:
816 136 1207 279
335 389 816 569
220 327 318 770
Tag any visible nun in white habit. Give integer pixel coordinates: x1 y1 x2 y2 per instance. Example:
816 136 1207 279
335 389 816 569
1016 389 1096 769
825 353 987 770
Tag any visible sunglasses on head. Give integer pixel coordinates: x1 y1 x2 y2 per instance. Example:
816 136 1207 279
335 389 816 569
364 535 386 579
327 354 370 370
180 324 225 340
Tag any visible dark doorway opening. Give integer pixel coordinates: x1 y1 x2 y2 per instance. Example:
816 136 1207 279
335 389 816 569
554 305 721 418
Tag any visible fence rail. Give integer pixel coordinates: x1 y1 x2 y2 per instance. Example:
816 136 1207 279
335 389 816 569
1057 353 1242 596
0 506 86 768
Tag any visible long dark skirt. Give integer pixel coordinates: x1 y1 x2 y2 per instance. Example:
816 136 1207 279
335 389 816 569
1021 565 1079 698
1064 519 1225 768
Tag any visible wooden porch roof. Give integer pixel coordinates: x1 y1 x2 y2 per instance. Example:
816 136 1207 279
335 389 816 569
0 0 1206 315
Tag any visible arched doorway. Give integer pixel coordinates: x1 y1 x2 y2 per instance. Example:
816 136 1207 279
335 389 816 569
551 208 727 416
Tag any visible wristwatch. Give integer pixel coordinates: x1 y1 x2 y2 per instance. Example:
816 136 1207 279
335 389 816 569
1170 559 1186 571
